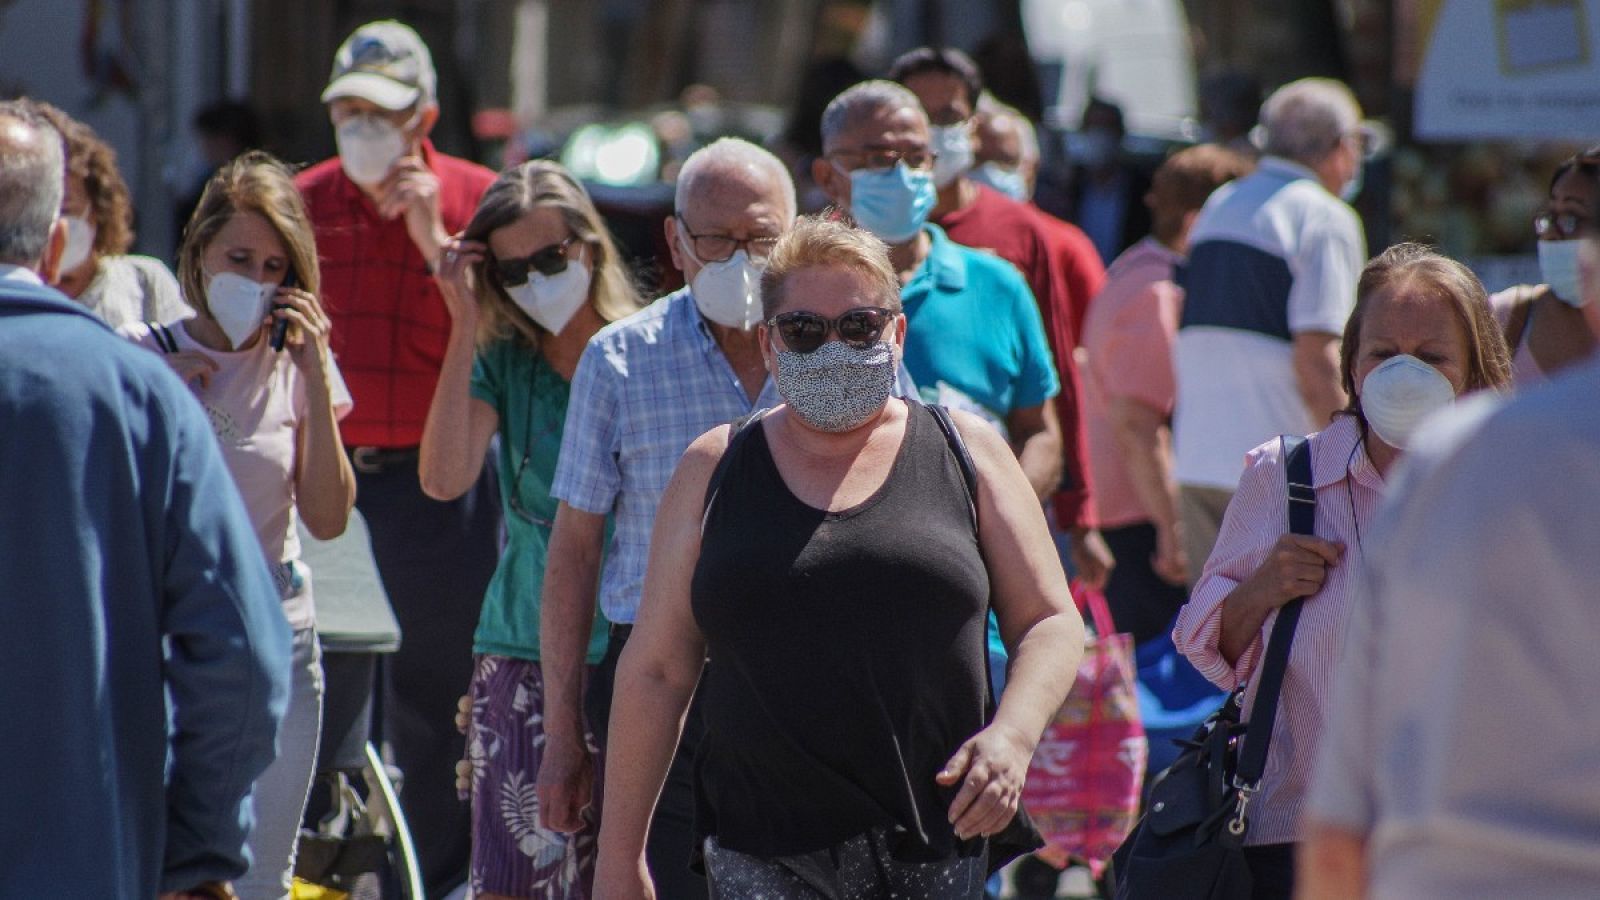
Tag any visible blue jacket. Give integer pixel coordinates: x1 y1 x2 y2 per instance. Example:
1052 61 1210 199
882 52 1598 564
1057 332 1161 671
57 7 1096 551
0 278 290 896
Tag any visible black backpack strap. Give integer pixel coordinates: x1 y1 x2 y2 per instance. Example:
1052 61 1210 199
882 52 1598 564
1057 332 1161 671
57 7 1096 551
147 321 179 354
700 408 771 530
926 404 979 529
1232 434 1314 791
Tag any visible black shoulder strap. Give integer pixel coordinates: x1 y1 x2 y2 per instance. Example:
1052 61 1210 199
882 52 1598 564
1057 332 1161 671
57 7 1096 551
147 321 179 354
700 408 771 528
926 404 979 529
1233 434 1314 789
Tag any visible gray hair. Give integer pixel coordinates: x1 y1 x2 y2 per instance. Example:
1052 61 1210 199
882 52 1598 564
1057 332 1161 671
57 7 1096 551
0 102 65 266
1259 78 1362 166
820 80 928 152
674 137 797 222
976 96 1040 166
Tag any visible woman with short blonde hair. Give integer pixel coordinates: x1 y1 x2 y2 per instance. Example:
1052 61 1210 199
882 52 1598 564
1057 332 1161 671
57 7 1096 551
595 215 1085 898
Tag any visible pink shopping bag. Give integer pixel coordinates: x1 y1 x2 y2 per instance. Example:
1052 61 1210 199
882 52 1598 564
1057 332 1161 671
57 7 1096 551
1021 583 1147 876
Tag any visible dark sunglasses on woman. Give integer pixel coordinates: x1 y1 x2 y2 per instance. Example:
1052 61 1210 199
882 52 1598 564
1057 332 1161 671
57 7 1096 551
767 307 894 354
493 236 576 286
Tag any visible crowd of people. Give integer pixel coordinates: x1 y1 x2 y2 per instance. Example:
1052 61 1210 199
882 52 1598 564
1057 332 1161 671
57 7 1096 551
3 15 1599 900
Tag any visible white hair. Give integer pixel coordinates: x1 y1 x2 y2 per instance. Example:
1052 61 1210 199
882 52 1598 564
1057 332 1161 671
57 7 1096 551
1259 78 1361 166
0 104 65 266
977 97 1039 167
820 80 927 152
674 137 796 222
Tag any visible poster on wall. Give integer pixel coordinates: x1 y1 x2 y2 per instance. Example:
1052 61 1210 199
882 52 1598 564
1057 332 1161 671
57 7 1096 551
1415 0 1600 139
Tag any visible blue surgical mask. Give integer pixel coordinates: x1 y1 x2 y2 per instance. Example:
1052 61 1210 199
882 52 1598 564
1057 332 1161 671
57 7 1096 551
969 162 1030 202
841 162 936 244
1539 239 1588 307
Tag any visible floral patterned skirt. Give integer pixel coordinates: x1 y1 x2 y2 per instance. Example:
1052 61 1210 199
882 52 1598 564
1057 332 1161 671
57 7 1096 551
461 654 603 898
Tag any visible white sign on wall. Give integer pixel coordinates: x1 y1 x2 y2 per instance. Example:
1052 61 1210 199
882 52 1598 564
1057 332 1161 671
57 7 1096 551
1415 0 1600 140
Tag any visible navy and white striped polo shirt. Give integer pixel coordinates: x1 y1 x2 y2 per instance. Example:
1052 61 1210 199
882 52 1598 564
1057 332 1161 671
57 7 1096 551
1173 156 1364 490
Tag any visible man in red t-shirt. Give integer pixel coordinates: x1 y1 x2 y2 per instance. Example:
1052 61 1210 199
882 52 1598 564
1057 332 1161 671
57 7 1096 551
294 20 496 894
890 47 1112 586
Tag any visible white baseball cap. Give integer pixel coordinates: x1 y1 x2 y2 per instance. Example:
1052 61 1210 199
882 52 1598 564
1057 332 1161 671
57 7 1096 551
321 20 437 111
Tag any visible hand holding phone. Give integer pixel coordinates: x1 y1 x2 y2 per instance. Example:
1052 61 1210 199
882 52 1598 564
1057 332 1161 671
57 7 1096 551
270 268 297 352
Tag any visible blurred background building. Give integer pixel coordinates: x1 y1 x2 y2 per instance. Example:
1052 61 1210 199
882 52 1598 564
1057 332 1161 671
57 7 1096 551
0 0 1591 290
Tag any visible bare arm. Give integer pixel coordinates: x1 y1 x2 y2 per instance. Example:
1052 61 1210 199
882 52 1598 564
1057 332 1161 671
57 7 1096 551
279 287 355 540
1107 395 1185 583
418 237 499 501
1005 400 1063 501
936 411 1085 840
417 310 499 500
536 503 608 832
1296 824 1368 900
1292 331 1346 429
594 428 724 899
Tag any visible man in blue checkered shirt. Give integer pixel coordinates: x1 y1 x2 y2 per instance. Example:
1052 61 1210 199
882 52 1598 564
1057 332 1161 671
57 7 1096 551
535 138 799 899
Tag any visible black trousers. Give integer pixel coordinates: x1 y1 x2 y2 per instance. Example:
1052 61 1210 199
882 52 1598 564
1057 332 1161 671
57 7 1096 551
1100 522 1190 646
353 451 500 896
589 627 710 900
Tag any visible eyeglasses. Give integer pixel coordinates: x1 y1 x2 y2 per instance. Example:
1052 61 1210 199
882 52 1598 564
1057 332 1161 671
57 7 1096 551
493 237 577 286
1535 212 1590 240
826 146 935 173
767 307 895 354
674 215 780 263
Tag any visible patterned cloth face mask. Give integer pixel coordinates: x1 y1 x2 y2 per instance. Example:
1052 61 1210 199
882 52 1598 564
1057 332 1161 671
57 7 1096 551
772 339 898 433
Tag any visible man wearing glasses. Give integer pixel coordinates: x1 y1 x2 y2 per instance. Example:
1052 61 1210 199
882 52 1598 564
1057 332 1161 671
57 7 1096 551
890 47 1114 592
537 137 912 898
810 80 1063 691
1172 77 1370 583
294 20 499 893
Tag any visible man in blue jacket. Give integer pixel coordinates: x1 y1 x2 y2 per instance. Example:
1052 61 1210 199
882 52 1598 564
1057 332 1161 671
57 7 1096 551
0 102 290 898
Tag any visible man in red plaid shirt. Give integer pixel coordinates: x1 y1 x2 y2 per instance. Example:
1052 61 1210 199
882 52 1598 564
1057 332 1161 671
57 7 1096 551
295 20 497 894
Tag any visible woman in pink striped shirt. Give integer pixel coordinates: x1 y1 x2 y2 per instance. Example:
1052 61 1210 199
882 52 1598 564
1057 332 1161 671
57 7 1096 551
1173 243 1511 897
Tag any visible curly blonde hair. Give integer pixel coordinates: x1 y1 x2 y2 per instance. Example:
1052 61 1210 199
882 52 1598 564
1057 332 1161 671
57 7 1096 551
26 100 135 255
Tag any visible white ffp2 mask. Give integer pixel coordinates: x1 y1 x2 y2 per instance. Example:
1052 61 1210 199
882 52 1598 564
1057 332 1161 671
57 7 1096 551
929 123 974 189
207 271 274 349
336 114 408 185
689 247 765 331
60 215 95 272
505 246 592 335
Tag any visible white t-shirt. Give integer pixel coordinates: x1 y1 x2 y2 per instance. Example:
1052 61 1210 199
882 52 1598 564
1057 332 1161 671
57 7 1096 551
1173 157 1365 490
120 320 352 628
77 255 191 330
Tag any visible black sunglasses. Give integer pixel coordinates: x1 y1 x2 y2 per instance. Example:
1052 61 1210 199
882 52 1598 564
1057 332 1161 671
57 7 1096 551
767 307 894 354
493 237 576 287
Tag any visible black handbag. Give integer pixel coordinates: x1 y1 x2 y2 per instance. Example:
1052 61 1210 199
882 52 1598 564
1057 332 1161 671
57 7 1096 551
1110 434 1315 899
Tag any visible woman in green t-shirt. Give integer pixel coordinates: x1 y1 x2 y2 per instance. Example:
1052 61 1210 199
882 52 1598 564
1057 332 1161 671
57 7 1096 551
420 160 641 899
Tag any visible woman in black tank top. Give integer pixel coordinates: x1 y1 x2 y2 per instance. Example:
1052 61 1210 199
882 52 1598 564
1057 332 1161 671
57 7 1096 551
593 218 1085 900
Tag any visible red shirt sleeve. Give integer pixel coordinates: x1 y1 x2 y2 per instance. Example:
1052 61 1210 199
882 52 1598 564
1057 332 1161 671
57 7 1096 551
1030 216 1106 531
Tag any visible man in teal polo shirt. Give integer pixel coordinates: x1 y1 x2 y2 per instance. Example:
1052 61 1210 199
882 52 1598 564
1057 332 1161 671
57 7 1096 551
812 79 1063 499
813 80 1062 700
